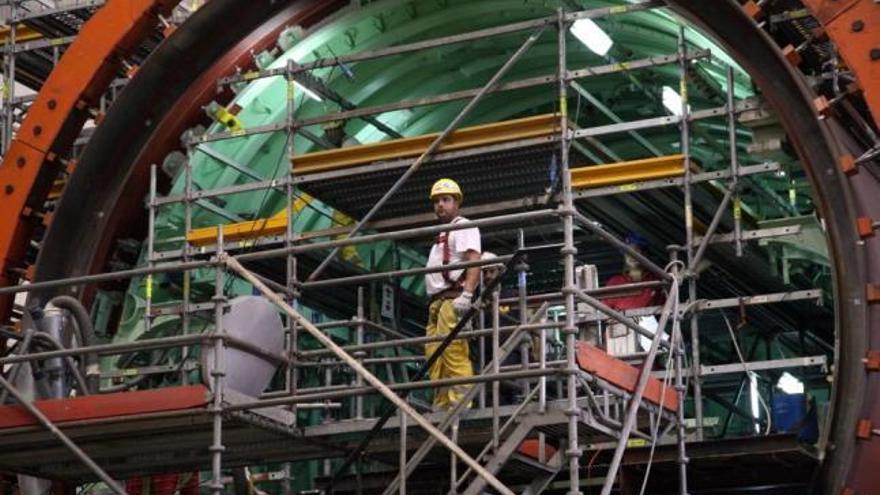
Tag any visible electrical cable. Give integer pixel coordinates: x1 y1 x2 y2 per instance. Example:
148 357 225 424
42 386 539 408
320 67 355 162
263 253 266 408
720 308 772 435
637 272 679 495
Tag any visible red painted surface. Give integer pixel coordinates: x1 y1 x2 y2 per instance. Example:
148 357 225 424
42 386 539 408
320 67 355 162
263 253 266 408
517 439 558 461
575 341 678 412
0 385 209 429
601 273 664 311
800 0 880 128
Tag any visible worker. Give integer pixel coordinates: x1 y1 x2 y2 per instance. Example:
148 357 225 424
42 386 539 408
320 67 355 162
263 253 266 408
600 233 666 355
482 250 518 313
481 251 528 403
424 178 481 410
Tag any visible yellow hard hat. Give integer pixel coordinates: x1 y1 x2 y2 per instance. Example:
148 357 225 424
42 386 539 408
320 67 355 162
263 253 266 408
430 178 463 202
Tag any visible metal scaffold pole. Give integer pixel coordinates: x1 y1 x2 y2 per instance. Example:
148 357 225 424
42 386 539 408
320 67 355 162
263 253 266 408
283 62 298 495
727 66 744 258
670 248 690 495
306 24 547 282
597 278 680 495
224 254 516 495
0 374 127 495
209 228 228 495
145 164 157 347
557 9 582 495
183 139 194 368
678 24 704 441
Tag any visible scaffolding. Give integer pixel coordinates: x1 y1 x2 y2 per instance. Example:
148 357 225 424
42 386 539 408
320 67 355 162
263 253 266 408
0 0 200 156
0 4 829 495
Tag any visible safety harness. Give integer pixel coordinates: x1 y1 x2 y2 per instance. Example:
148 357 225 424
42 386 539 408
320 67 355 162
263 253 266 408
435 217 464 289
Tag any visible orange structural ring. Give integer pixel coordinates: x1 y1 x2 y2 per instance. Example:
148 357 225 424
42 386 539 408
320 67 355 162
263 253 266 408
0 1 879 493
799 0 880 128
0 0 181 322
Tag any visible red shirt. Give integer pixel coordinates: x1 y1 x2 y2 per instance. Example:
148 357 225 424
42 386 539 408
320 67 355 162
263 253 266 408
600 272 664 310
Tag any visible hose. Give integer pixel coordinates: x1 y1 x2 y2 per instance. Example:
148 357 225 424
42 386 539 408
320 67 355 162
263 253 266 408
30 332 91 397
47 296 99 393
100 348 174 393
0 328 35 404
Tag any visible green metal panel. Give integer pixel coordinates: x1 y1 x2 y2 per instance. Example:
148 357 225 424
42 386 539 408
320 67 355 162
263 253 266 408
103 2 832 491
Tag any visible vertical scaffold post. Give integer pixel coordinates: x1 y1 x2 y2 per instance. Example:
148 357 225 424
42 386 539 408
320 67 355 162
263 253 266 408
3 2 16 154
478 273 487 409
283 59 298 495
145 165 157 341
678 24 704 441
669 247 690 495
355 286 366 419
181 140 194 385
517 229 530 399
727 66 743 258
557 9 583 495
209 227 228 494
400 412 407 495
492 289 501 451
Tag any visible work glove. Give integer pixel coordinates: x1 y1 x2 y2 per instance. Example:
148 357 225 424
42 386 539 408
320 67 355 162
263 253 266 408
452 291 473 315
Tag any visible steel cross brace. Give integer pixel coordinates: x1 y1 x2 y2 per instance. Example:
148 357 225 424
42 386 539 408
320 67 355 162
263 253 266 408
225 254 517 495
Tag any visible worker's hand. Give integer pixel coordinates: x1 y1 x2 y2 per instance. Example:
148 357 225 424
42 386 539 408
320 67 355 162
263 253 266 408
452 291 473 315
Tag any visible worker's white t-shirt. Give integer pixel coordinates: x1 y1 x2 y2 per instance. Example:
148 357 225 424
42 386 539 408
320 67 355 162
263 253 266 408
425 216 481 296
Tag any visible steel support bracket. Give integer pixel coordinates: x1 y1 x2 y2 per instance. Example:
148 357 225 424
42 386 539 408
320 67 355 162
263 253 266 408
865 350 880 371
857 217 876 238
866 283 880 303
856 418 873 440
840 154 858 176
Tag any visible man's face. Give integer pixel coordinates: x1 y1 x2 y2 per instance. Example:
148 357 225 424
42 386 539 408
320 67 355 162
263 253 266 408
433 194 460 223
483 266 500 285
623 250 644 282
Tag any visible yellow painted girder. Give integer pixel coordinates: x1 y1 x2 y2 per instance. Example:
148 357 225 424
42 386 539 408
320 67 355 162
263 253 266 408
186 193 315 247
186 193 362 266
292 113 560 174
570 154 690 189
0 25 42 45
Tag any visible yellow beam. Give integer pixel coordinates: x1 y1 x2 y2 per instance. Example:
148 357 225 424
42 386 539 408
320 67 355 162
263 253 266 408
187 193 315 247
292 113 560 174
570 154 691 189
0 25 43 45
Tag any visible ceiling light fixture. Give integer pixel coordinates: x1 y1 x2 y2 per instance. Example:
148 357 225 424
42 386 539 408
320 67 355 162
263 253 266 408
570 18 613 56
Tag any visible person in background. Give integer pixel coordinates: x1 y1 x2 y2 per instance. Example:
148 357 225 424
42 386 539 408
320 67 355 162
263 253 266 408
600 233 666 355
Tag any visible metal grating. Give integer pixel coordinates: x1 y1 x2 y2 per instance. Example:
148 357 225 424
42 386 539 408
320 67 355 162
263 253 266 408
300 142 562 221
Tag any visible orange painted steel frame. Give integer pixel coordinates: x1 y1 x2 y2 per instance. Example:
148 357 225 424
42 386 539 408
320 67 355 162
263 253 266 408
0 0 181 323
0 385 209 429
800 0 880 128
0 0 873 492
575 341 679 413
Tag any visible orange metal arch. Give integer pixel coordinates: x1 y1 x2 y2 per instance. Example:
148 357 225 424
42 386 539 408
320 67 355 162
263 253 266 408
0 0 873 492
800 0 880 128
0 0 179 322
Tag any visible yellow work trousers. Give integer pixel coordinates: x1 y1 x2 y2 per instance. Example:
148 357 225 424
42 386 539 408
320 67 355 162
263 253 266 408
425 298 474 410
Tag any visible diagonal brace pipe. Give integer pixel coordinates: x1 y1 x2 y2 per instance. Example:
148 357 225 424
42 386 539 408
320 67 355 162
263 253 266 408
224 255 515 495
306 26 548 281
690 186 734 272
0 374 127 495
575 289 671 350
599 277 680 495
320 251 528 492
381 302 552 495
571 210 672 281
